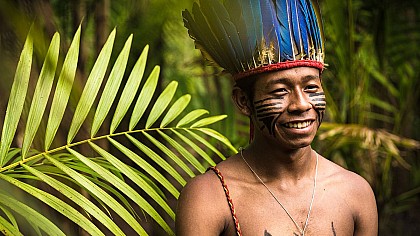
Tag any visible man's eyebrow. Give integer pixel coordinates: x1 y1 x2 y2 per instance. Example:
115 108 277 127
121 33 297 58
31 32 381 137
301 74 320 83
265 78 289 89
265 75 320 89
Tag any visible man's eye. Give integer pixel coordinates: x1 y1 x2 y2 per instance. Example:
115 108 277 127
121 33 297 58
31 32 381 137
271 88 287 94
305 85 319 91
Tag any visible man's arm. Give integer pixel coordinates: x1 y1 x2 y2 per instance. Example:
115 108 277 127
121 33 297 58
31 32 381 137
351 174 378 236
176 172 227 236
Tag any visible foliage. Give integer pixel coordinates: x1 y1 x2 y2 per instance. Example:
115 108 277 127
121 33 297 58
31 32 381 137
0 0 419 235
317 0 420 234
0 26 235 235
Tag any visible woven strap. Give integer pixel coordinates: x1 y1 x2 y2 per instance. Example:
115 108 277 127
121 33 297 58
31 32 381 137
208 166 243 236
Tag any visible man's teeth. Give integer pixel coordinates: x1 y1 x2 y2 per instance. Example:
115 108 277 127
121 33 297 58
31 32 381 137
284 121 312 129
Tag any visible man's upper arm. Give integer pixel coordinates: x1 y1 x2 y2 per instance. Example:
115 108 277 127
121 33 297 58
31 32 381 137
176 173 226 236
352 175 378 236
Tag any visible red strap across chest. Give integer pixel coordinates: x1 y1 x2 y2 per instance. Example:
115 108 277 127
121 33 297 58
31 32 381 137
208 166 243 236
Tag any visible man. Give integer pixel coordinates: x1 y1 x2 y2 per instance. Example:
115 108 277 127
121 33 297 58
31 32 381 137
177 0 378 235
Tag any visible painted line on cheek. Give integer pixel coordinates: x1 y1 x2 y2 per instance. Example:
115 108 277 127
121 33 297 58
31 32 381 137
254 96 284 104
309 92 325 97
314 103 326 108
255 102 283 110
257 111 283 118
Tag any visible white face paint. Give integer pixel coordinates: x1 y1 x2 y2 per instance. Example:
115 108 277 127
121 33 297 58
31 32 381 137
251 67 325 149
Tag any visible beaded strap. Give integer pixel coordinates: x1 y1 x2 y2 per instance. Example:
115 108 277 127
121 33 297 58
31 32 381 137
208 166 243 236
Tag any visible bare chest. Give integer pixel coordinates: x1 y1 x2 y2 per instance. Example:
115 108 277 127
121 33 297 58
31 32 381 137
222 183 355 236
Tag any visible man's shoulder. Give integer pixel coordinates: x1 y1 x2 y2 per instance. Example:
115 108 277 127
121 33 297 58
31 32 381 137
321 157 373 193
320 157 378 234
180 169 224 202
176 167 233 235
320 156 376 218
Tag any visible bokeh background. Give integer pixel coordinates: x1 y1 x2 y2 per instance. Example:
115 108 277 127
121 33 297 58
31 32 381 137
0 0 419 235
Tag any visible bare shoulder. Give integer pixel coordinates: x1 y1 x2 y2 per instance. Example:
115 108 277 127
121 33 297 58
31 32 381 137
320 156 378 235
175 167 231 235
321 157 375 202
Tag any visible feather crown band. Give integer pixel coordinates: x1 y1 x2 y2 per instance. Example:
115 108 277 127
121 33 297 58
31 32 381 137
183 0 325 80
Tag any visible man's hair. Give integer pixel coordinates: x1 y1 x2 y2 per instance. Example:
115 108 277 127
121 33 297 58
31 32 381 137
233 75 258 102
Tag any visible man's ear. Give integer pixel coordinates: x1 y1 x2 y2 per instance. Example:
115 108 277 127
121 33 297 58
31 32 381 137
232 87 252 116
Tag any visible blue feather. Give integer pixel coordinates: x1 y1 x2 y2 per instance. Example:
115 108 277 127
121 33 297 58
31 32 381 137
275 0 293 61
240 0 258 67
297 0 310 57
290 0 302 59
297 0 309 56
259 0 280 64
299 0 314 57
250 0 264 53
308 0 323 52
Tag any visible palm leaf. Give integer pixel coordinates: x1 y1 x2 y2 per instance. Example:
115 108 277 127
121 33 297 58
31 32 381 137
43 154 147 235
0 28 33 166
21 32 60 158
109 43 148 134
45 25 81 150
21 164 125 235
0 214 22 236
0 174 102 235
92 34 134 137
0 26 235 235
145 81 178 129
67 28 116 143
0 192 64 236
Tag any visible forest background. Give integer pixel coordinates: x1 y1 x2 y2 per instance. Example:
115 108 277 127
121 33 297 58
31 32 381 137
0 0 419 235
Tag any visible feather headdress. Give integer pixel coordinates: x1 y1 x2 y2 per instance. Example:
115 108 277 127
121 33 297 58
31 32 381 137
182 0 325 80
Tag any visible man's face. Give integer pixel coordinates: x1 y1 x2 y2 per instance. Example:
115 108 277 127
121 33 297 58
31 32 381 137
250 67 326 150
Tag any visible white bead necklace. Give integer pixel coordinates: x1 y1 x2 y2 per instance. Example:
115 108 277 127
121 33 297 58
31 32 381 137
239 148 318 236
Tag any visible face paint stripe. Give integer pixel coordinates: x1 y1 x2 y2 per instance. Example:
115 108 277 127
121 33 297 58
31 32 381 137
311 98 326 101
259 115 280 135
255 103 283 110
309 92 325 97
254 97 284 104
256 108 283 114
257 112 282 118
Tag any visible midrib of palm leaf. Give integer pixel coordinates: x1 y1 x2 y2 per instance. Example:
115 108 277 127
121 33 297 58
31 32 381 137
0 25 236 235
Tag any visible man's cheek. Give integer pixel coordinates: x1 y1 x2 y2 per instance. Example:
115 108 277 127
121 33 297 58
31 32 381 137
253 97 285 136
309 92 326 125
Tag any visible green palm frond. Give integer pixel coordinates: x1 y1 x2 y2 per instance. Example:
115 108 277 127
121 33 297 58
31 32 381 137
317 123 420 182
0 26 236 235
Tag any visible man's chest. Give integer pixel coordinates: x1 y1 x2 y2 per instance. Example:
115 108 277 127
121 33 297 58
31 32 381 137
225 185 355 236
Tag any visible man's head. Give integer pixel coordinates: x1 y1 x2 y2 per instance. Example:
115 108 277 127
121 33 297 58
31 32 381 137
183 0 326 147
233 67 325 149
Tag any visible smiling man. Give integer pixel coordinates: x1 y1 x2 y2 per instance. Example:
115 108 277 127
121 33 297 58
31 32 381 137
177 0 378 235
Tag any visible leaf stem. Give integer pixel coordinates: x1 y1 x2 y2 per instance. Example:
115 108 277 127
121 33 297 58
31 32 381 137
0 127 177 173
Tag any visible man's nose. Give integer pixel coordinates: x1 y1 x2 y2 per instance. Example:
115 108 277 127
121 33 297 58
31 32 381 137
287 90 311 113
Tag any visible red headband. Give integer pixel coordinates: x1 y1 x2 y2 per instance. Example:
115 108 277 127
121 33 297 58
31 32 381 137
233 60 325 81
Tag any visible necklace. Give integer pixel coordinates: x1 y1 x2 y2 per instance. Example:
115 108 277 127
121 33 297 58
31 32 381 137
239 148 318 236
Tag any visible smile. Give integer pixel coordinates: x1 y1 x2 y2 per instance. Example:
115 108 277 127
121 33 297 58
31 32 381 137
283 121 313 129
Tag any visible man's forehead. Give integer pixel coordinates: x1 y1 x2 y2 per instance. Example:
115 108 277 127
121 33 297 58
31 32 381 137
257 68 320 88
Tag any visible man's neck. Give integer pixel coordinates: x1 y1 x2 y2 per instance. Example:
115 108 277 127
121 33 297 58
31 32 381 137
243 141 316 184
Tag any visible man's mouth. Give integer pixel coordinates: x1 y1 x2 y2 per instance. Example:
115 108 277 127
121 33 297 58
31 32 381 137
283 121 313 129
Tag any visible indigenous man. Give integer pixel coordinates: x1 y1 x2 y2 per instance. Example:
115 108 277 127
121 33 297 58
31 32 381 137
176 0 378 235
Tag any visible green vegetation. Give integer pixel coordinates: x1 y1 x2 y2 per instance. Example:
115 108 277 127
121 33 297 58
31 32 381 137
0 0 419 235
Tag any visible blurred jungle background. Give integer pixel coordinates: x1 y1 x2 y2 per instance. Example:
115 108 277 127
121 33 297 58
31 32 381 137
0 0 419 235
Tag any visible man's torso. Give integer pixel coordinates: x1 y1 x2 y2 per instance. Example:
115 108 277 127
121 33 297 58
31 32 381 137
215 156 358 236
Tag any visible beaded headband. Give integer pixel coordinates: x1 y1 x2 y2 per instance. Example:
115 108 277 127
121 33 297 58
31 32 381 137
183 0 325 80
